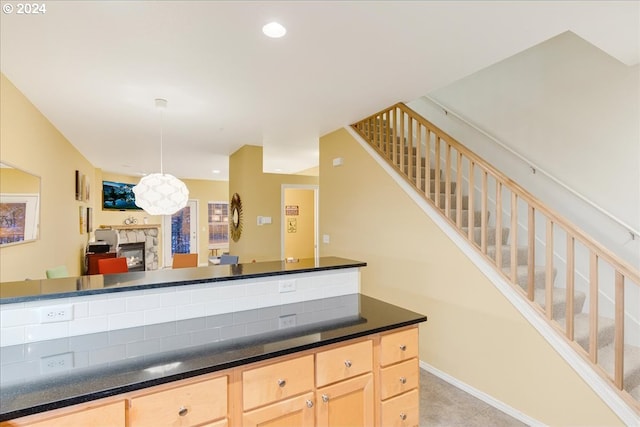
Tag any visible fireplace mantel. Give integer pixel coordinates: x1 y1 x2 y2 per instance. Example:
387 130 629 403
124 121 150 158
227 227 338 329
99 224 160 230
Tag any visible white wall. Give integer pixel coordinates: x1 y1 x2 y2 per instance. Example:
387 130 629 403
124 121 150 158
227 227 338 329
409 31 639 268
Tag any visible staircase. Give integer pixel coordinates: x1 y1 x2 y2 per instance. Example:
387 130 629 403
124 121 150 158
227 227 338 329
352 103 640 415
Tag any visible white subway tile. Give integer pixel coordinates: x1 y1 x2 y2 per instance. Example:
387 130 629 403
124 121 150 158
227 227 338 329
1 326 25 347
68 316 108 336
161 291 190 307
72 302 89 319
0 307 39 327
190 287 220 304
176 303 206 321
89 298 125 316
218 283 246 299
25 322 69 342
126 294 161 312
144 307 176 325
108 311 145 330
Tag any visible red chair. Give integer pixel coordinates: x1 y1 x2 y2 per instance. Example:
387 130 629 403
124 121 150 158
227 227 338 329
98 257 129 275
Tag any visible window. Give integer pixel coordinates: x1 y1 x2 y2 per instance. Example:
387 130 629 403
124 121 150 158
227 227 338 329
208 201 229 247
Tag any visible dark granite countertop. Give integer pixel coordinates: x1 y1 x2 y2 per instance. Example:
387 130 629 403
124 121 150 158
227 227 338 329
0 294 426 421
0 256 366 304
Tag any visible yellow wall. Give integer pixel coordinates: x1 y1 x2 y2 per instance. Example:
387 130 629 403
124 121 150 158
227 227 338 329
0 74 95 281
318 128 623 426
229 145 318 263
284 188 315 259
0 167 40 193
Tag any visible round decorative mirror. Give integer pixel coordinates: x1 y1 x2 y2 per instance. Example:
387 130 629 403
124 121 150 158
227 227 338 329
230 193 243 242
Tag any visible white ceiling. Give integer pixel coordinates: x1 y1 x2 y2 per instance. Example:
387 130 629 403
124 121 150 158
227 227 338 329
1 1 638 181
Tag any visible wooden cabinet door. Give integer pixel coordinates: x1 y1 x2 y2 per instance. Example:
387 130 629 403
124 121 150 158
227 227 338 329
316 373 374 427
242 392 315 427
380 389 419 427
1 401 125 427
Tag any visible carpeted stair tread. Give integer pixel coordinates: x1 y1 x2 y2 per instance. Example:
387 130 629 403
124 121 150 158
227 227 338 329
598 343 640 400
532 288 586 320
555 313 615 351
446 209 488 228
486 245 528 268
463 227 510 246
502 264 557 290
431 194 469 210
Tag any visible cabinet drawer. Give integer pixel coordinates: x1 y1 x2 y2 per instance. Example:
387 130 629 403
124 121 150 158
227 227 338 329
1 401 125 427
129 376 227 427
380 358 419 400
243 392 314 427
380 328 418 366
242 354 314 410
380 389 419 427
316 340 372 387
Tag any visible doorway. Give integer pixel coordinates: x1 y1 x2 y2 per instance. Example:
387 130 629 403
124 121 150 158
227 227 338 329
281 185 318 260
163 200 198 267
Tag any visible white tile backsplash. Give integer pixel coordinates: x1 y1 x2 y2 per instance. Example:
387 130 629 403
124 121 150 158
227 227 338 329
0 268 360 346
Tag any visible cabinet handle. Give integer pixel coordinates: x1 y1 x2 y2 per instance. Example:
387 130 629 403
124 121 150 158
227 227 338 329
178 406 188 417
306 399 314 408
277 379 286 388
399 344 407 351
344 360 352 368
399 376 407 384
322 394 330 403
400 412 407 421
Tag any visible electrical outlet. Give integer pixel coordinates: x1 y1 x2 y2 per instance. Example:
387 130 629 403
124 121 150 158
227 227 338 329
40 352 74 374
40 305 73 323
279 314 297 329
278 280 296 293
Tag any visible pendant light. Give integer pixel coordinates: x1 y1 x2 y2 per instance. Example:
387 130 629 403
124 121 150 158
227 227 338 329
133 98 189 215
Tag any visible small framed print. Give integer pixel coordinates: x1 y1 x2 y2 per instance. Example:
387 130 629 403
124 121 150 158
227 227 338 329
86 207 93 233
79 206 86 234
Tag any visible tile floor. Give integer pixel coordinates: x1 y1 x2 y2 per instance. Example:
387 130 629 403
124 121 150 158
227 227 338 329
420 369 529 427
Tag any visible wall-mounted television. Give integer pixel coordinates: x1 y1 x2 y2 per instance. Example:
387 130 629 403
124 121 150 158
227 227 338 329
102 180 142 210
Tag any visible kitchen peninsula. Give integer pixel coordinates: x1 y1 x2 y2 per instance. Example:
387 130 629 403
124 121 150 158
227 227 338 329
0 257 427 426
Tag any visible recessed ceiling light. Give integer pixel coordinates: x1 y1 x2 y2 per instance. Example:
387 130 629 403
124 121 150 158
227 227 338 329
212 169 221 174
262 22 286 38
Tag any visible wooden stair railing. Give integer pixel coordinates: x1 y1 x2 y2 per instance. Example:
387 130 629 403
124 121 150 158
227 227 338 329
352 103 640 412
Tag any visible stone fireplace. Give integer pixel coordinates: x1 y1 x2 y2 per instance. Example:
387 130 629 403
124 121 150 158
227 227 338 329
100 225 160 271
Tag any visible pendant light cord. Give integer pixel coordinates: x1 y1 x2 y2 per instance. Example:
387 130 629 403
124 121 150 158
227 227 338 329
159 107 164 175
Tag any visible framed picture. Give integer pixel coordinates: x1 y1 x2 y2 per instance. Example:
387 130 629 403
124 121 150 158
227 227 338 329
79 206 86 234
0 194 40 244
86 207 93 233
84 177 90 202
75 170 81 201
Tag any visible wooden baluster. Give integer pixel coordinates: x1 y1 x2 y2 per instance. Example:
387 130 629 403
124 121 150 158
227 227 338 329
614 271 624 389
566 235 575 340
527 206 535 301
495 180 503 269
385 111 391 155
456 152 463 228
510 193 517 283
434 136 441 209
407 117 413 184
545 219 554 319
444 142 451 218
480 170 487 253
416 123 422 192
425 128 432 200
589 252 599 363
467 164 476 245
391 108 397 164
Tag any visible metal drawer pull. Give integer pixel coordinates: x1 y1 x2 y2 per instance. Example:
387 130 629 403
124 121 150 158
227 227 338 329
400 412 407 421
178 406 188 417
344 360 352 368
322 394 330 403
399 376 407 384
277 379 286 387
306 399 314 408
399 344 407 351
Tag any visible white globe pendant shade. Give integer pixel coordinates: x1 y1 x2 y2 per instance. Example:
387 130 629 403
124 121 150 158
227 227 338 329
133 173 189 215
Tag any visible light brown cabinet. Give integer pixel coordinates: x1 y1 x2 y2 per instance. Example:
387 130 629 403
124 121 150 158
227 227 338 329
2 326 420 427
378 327 420 427
128 375 228 427
0 401 125 427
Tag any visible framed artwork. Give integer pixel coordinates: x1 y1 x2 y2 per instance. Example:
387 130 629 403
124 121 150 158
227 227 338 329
75 170 81 201
86 207 93 233
79 206 86 234
0 194 40 245
84 177 90 202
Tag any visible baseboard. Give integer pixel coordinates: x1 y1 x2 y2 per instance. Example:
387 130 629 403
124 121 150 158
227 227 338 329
420 360 544 427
